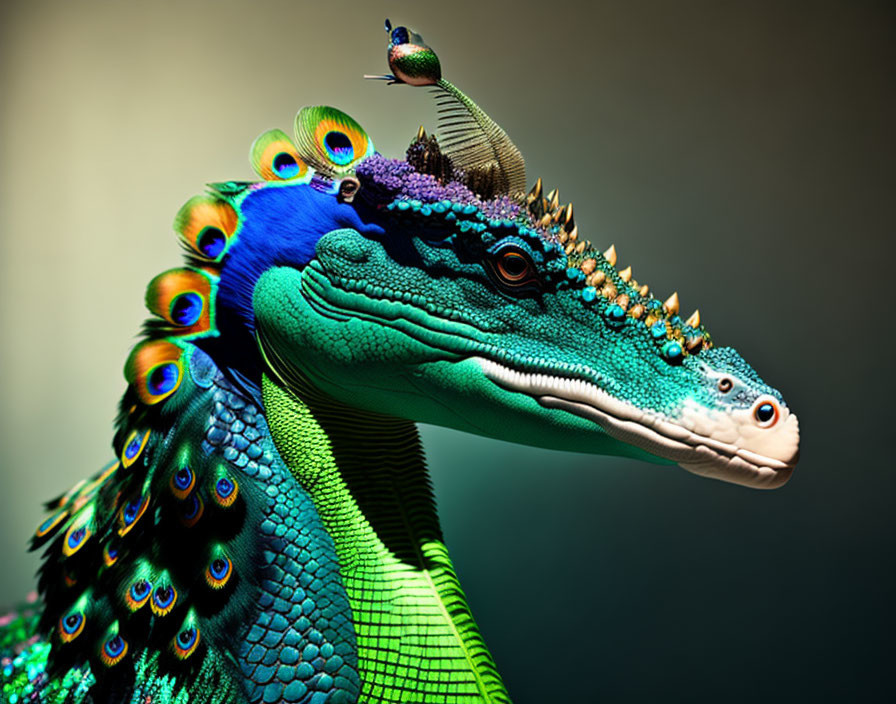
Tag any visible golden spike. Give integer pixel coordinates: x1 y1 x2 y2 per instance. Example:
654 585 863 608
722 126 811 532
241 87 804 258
639 284 649 297
619 266 632 282
552 207 563 224
549 189 560 211
589 270 606 287
603 283 618 300
663 292 680 315
526 177 543 204
539 214 553 228
615 294 629 310
575 241 585 254
686 335 705 353
685 309 701 328
568 225 578 242
603 244 617 267
565 242 575 255
581 258 596 275
564 203 574 227
629 303 644 319
558 230 569 244
416 125 427 141
644 313 658 328
529 198 544 219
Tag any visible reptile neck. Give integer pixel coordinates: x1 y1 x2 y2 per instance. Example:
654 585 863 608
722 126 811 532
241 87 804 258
261 371 510 703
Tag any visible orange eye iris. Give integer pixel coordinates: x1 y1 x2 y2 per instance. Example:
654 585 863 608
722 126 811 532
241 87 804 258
496 251 532 283
487 244 541 295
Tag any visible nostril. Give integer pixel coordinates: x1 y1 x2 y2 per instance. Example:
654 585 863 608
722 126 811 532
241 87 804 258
754 401 778 427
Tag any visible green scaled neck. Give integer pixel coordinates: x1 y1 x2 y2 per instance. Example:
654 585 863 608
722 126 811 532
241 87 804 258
261 371 511 703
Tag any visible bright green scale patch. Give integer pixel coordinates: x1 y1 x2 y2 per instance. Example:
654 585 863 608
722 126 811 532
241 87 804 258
263 373 510 703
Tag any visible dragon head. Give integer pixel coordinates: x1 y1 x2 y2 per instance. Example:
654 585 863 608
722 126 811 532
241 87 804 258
250 143 798 489
184 22 798 490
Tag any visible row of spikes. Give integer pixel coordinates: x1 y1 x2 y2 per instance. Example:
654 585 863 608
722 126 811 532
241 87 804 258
522 177 711 356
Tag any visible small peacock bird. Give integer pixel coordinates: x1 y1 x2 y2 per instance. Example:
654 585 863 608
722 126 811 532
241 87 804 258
0 19 799 704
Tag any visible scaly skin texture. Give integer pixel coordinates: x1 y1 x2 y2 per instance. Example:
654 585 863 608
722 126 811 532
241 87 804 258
1 21 798 704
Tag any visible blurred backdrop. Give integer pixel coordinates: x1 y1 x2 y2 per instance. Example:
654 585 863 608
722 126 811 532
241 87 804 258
1 1 893 701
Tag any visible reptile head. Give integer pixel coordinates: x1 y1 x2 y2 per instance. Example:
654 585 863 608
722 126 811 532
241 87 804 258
247 132 798 489
202 25 799 490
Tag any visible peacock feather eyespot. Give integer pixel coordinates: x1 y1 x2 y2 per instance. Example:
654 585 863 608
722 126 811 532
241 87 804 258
57 612 85 643
180 493 204 527
294 106 373 177
99 633 128 667
172 625 200 659
174 195 239 262
145 269 214 334
205 556 232 590
169 291 204 327
272 152 300 178
212 475 238 508
35 510 68 539
62 519 92 558
197 226 226 258
103 543 120 567
120 428 150 468
151 584 177 616
125 579 152 611
146 362 180 397
126 341 185 406
117 494 149 536
250 128 310 182
323 130 354 165
170 465 195 500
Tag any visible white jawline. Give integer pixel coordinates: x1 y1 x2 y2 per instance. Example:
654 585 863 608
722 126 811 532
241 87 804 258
476 357 795 490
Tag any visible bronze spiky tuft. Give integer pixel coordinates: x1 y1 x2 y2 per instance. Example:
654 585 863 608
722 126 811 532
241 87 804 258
406 129 456 184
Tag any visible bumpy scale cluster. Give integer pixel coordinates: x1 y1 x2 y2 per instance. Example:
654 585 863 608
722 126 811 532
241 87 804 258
358 132 711 365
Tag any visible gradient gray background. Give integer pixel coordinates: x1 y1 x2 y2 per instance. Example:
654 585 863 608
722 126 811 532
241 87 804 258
1 1 893 701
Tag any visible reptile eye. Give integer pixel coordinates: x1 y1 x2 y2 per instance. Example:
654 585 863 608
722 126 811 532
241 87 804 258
718 377 733 393
488 245 540 293
498 251 530 280
753 400 779 427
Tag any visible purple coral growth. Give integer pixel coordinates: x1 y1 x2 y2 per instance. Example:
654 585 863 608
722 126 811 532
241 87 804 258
356 154 482 207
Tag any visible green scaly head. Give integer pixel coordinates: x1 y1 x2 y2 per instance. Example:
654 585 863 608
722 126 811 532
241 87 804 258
252 21 800 489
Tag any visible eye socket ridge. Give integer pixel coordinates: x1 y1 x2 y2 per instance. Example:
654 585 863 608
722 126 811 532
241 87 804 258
486 241 541 294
